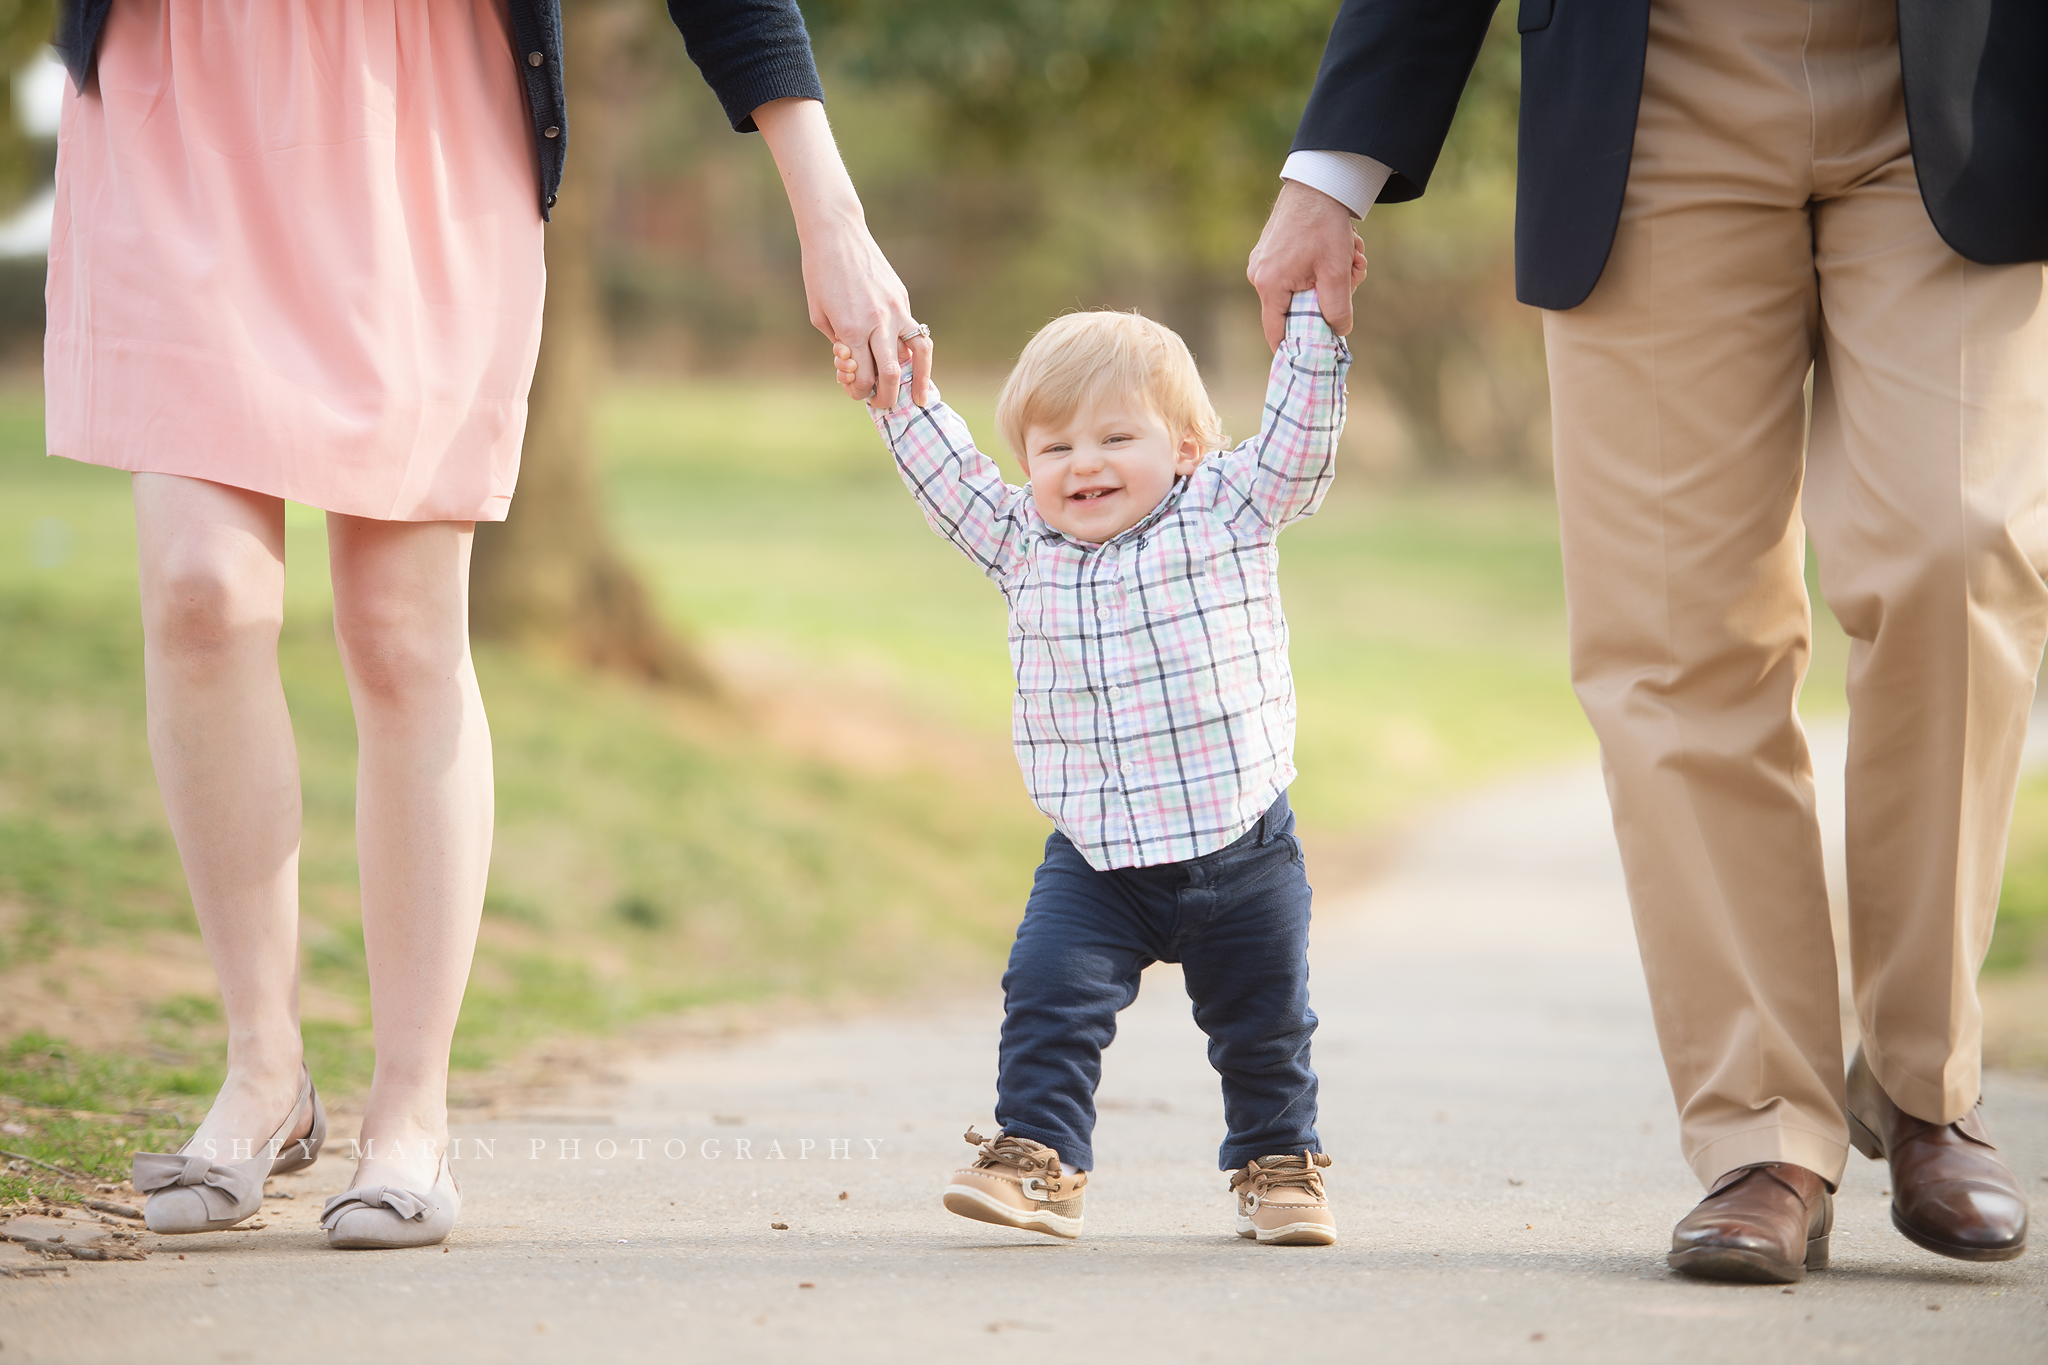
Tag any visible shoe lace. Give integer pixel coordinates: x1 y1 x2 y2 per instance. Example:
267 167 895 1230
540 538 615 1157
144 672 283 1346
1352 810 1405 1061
1230 1151 1331 1198
962 1127 1063 1179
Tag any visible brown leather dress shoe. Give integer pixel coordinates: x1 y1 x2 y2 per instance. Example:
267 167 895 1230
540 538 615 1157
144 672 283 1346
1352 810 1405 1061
1668 1162 1831 1284
1846 1048 2028 1262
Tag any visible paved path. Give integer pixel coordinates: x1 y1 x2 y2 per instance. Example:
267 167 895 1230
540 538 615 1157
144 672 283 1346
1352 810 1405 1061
5 741 2044 1362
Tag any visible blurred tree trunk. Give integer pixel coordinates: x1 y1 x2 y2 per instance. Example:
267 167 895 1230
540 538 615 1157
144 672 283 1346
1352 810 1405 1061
471 0 716 692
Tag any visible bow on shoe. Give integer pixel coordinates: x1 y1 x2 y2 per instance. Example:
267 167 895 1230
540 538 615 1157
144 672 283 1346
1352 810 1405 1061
132 1152 261 1221
321 1185 429 1228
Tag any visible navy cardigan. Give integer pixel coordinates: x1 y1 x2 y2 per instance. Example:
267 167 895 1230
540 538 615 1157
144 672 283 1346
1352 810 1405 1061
1294 0 2048 310
54 0 826 222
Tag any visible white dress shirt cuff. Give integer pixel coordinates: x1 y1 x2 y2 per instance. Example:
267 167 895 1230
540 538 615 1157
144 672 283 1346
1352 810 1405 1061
1281 150 1395 221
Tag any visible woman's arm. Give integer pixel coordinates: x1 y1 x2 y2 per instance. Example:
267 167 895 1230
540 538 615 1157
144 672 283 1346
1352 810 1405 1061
754 97 932 410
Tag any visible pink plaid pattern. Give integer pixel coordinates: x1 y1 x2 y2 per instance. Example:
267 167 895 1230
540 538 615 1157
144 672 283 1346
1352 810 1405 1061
872 292 1349 869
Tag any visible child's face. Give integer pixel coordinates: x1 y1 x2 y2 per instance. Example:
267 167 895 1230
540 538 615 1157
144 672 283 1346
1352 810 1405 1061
1022 395 1204 542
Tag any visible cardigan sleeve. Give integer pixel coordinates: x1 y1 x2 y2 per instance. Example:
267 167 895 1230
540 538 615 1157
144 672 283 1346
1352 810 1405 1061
55 0 115 90
665 0 827 132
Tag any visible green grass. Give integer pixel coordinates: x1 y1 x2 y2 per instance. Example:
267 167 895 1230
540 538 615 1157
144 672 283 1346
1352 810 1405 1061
1992 775 2048 973
1 1031 211 1205
0 379 1050 1199
601 378 1602 833
0 367 1902 1205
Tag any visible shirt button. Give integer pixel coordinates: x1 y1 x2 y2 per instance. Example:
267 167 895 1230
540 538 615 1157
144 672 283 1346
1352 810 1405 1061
1095 607 1107 619
528 51 545 67
1108 685 1122 699
544 126 561 138
1119 761 1132 775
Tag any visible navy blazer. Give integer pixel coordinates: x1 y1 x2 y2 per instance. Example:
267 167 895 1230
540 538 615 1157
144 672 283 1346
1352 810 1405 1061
54 0 825 223
1293 0 2048 310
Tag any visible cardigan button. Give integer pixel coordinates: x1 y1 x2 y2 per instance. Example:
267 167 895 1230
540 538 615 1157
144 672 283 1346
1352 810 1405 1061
545 194 557 207
543 126 560 138
527 51 544 67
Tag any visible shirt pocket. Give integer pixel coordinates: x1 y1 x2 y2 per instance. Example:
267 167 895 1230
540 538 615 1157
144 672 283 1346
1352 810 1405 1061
1128 536 1218 624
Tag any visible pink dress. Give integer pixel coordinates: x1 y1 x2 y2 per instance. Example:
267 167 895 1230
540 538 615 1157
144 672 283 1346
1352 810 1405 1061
44 0 547 523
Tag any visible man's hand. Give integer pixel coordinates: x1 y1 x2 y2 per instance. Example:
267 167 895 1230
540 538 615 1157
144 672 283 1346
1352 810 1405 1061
1248 180 1367 350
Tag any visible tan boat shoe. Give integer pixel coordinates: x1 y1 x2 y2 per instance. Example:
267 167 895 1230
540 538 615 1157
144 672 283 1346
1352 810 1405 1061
942 1127 1087 1239
1230 1151 1337 1246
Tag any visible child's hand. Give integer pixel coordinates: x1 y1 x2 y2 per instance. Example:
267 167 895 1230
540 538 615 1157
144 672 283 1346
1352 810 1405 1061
833 342 875 405
1350 233 1368 292
837 340 932 408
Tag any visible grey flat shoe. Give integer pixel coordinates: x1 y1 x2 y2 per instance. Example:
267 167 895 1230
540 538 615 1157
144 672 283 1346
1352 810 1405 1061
134 1066 326 1234
322 1156 461 1250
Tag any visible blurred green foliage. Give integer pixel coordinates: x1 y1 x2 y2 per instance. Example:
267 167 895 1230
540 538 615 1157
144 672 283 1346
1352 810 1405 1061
0 0 53 213
592 2 1544 472
807 0 1339 339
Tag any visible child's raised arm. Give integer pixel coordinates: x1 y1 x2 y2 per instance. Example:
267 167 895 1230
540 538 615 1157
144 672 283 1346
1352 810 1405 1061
1206 290 1351 535
862 365 1035 584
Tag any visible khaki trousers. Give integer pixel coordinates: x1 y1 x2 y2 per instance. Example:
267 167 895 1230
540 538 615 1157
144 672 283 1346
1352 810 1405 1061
1545 0 2048 1188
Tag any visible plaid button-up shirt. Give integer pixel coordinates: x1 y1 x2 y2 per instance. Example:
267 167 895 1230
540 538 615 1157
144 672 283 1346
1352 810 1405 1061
873 293 1349 870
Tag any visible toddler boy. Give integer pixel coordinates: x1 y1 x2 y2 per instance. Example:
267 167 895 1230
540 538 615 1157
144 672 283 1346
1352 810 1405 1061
838 287 1351 1245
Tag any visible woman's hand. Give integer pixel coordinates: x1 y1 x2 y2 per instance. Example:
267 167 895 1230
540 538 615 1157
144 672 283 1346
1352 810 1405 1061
755 97 932 408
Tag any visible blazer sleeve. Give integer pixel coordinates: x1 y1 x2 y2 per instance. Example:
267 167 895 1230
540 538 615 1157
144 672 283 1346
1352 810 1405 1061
1290 0 1503 204
665 0 826 132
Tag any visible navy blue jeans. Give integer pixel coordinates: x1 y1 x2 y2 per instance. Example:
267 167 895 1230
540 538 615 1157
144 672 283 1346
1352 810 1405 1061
995 792 1319 1172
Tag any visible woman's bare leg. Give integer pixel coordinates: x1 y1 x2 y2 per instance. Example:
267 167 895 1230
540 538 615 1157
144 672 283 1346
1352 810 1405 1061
326 513 491 1192
133 473 309 1151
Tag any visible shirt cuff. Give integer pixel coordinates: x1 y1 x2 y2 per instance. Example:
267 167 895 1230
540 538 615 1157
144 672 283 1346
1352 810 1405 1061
1283 290 1342 347
1281 150 1394 221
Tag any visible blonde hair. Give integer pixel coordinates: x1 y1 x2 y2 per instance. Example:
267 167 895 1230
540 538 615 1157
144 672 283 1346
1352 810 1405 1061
995 310 1225 466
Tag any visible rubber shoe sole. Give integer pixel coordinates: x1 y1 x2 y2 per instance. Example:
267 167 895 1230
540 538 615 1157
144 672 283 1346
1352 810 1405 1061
1236 1215 1337 1246
1667 1232 1828 1285
1888 1208 2026 1263
943 1183 1082 1239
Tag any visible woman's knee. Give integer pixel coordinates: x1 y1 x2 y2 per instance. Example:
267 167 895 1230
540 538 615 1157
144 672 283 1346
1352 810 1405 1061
332 592 467 705
140 534 283 665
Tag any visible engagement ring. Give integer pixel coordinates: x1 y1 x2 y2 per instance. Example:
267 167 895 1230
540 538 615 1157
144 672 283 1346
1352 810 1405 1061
898 322 932 343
